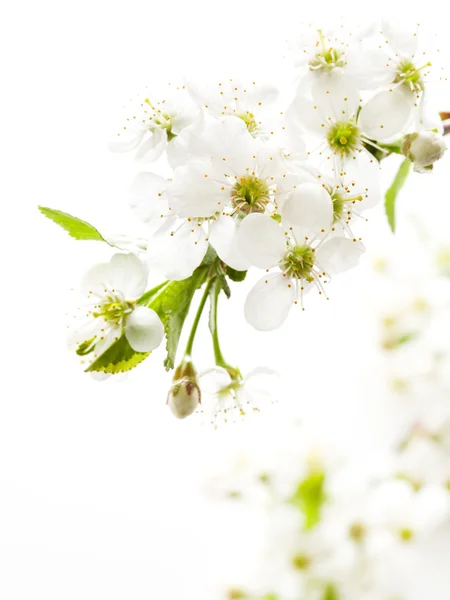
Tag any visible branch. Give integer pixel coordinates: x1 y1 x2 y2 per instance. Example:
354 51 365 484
444 119 450 137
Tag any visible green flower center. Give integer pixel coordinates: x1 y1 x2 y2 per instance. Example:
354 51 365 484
231 175 269 215
309 30 347 72
330 189 363 223
280 245 315 281
93 294 135 326
399 528 414 543
237 111 259 135
327 120 361 157
291 553 311 570
393 59 431 93
349 522 366 543
145 98 176 140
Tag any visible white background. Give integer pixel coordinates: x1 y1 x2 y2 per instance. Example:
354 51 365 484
1 1 450 598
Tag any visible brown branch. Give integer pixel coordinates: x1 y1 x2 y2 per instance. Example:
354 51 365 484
444 119 450 137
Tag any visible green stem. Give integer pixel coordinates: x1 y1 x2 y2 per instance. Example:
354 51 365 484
209 278 241 380
184 280 213 358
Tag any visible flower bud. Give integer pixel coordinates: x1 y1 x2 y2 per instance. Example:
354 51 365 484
167 361 201 419
401 131 446 173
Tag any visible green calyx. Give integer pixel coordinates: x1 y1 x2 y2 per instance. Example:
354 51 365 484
231 175 270 215
280 244 315 282
237 111 259 135
326 119 361 157
394 59 430 93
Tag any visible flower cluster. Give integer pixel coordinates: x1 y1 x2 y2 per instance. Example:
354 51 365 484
205 417 450 600
39 19 447 419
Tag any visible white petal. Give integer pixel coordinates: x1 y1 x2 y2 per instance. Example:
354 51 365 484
209 216 250 272
342 153 381 210
282 183 333 236
135 128 167 162
125 306 164 352
311 72 359 122
315 238 364 275
109 125 146 153
359 89 412 141
130 172 169 226
287 94 325 137
146 218 208 280
107 253 149 298
243 83 279 109
382 19 418 57
79 263 113 298
199 367 232 395
169 159 228 218
199 117 257 176
238 213 286 269
244 272 295 331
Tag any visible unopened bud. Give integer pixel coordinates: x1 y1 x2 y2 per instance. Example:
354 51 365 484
167 361 201 419
401 131 446 173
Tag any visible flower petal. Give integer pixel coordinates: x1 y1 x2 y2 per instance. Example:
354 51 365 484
382 19 418 57
315 238 364 275
209 216 250 272
169 159 228 218
107 253 149 298
359 89 412 141
130 172 169 226
146 218 208 280
125 306 164 352
135 128 167 162
282 182 333 236
238 213 287 269
244 272 295 331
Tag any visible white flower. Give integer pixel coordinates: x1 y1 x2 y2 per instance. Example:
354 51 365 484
69 253 164 365
288 23 382 92
198 367 279 426
290 73 411 169
237 207 363 330
129 171 210 280
109 83 199 164
186 77 307 165
187 78 279 139
367 479 450 542
401 130 447 172
356 21 442 107
136 116 289 277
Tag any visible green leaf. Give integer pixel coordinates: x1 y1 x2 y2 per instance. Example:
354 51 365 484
38 206 109 243
384 159 411 233
148 267 208 371
225 266 247 282
290 469 326 530
86 335 150 374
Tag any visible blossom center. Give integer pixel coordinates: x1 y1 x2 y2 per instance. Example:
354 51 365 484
93 293 135 326
309 30 347 72
291 553 311 570
393 59 431 93
144 98 176 140
237 111 259 135
231 175 269 215
280 245 315 281
329 189 363 223
326 120 361 157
